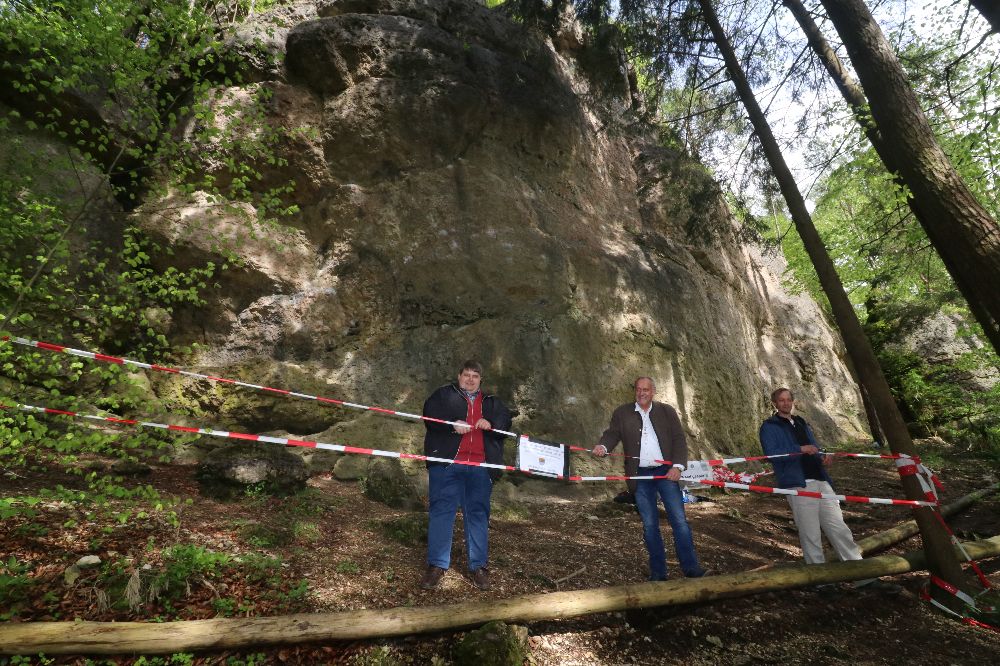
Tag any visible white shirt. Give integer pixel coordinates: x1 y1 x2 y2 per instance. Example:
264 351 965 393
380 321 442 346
635 403 685 470
635 403 663 467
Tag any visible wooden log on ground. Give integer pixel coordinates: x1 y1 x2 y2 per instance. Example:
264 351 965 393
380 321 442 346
839 481 1000 559
2 536 998 656
749 483 1000 572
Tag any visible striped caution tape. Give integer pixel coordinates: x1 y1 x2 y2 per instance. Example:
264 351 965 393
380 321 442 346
894 456 992 587
691 479 938 507
920 579 999 634
897 456 996 618
0 335 626 462
929 575 991 611
0 400 518 473
1 335 923 470
895 456 940 502
704 451 912 465
0 398 943 506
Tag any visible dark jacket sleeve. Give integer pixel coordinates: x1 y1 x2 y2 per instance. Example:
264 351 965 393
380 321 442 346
422 386 455 432
802 419 835 487
662 405 687 468
488 397 512 437
760 420 798 484
483 396 513 480
802 419 818 446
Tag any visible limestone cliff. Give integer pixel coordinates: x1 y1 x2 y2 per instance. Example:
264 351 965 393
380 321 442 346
139 0 867 496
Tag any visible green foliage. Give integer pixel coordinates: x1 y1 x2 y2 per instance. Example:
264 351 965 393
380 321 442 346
223 654 268 666
0 0 299 539
241 521 295 548
0 555 34 619
348 646 402 666
236 551 282 584
773 130 1000 452
236 488 328 547
656 76 744 163
895 21 1000 220
335 560 361 575
131 654 195 666
93 544 306 618
0 656 54 666
491 503 531 524
150 544 230 600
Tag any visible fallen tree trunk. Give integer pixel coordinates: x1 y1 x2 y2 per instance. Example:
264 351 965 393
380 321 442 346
2 536 998 655
843 482 1000 558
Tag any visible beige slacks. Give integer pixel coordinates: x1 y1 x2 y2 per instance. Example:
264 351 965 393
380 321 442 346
787 479 863 564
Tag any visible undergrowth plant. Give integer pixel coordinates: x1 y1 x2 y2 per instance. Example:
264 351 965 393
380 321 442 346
0 1 300 525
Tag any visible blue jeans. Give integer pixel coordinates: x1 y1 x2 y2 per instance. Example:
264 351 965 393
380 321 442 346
427 464 492 571
634 466 703 580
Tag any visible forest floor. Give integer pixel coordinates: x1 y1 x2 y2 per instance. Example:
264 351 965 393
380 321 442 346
2 447 1000 665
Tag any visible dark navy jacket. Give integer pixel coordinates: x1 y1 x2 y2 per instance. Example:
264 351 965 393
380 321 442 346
422 383 512 479
759 413 833 489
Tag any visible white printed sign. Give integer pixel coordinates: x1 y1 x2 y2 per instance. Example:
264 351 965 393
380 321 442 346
680 460 712 487
518 435 566 478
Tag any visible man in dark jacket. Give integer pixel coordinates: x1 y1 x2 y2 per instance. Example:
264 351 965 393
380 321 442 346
420 360 511 591
593 377 707 581
759 387 863 564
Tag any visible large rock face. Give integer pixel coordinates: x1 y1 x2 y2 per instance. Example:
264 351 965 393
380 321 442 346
143 0 866 496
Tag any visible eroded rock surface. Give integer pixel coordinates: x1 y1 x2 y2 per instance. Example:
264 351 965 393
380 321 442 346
143 0 866 498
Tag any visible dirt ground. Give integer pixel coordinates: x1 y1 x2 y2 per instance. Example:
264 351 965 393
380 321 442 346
2 450 999 665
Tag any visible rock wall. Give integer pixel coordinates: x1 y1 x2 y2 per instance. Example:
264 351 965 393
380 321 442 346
141 0 867 497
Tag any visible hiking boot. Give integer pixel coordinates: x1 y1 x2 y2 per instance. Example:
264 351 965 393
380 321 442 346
469 567 490 590
420 565 446 590
685 568 713 578
613 490 636 505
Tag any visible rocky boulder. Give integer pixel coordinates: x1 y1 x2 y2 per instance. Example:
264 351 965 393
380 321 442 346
196 442 308 498
453 621 529 666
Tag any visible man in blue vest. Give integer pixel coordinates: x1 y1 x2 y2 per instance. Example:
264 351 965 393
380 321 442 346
759 388 902 594
420 360 511 591
759 387 862 564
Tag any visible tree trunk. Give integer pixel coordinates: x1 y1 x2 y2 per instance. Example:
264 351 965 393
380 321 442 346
971 0 1000 34
818 0 1000 353
695 0 973 603
2 536 998 655
782 0 1000 355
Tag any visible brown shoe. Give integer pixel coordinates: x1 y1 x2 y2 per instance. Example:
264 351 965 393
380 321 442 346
421 565 446 590
469 567 490 591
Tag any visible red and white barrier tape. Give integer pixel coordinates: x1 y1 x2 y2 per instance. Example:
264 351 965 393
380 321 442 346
0 398 942 506
0 401 516 473
693 479 938 507
895 456 996 612
920 579 999 633
929 575 990 611
1 335 638 462
895 456 992 588
1 335 925 471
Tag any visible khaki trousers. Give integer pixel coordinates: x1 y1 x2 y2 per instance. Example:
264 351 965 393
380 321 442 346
787 480 863 564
